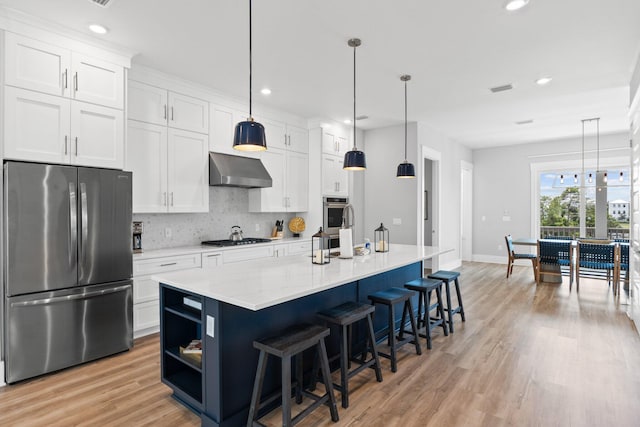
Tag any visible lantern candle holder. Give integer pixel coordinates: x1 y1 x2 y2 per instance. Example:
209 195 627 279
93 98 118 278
312 227 331 264
374 223 389 252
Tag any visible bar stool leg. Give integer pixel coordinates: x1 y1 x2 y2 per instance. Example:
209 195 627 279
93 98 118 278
443 280 454 333
388 304 397 372
366 313 383 383
281 355 292 427
295 354 303 405
340 324 349 408
247 350 268 425
435 285 449 336
406 299 422 355
424 290 433 350
454 278 466 321
318 339 340 422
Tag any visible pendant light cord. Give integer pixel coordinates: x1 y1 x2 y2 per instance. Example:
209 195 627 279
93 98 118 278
596 118 600 173
249 0 253 118
352 43 357 150
404 79 408 161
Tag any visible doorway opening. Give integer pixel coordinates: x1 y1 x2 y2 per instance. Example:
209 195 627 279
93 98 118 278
420 146 441 271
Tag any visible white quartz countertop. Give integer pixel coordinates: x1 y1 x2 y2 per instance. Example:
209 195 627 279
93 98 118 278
152 244 450 311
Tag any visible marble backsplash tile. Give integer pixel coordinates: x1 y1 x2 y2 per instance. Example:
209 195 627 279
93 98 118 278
133 186 308 250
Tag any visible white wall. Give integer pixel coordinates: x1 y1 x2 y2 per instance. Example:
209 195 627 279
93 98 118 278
473 132 630 262
363 121 472 270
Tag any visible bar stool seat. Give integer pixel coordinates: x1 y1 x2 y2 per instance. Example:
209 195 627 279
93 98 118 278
315 301 383 408
368 287 422 373
405 278 449 349
428 270 466 333
248 323 339 427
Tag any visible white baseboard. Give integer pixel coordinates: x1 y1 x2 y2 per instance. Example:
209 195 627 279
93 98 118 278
440 258 462 271
133 326 159 340
0 360 5 387
471 254 533 267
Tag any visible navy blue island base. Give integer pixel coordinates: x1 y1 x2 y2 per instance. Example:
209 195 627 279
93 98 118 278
159 261 422 427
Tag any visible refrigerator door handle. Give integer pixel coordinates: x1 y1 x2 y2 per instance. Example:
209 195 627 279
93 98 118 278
80 182 88 265
10 285 131 307
69 182 77 267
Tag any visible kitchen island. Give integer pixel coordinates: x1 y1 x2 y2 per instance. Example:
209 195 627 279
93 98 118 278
153 244 449 427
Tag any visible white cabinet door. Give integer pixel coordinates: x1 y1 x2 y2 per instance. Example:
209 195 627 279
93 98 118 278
128 81 168 126
134 300 160 336
127 121 168 213
287 125 309 154
337 134 350 155
4 86 70 164
322 154 349 196
222 245 274 263
4 32 70 97
71 102 123 168
168 92 209 134
322 130 337 154
71 54 124 109
210 104 259 157
249 148 287 212
167 128 209 212
261 117 287 150
286 151 309 212
202 252 223 268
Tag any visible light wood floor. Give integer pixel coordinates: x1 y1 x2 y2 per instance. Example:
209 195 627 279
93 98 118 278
2 262 640 426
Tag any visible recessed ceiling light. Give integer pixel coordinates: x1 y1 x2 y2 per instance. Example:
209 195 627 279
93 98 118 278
535 76 553 86
343 119 352 124
88 24 108 34
260 88 271 95
504 0 529 11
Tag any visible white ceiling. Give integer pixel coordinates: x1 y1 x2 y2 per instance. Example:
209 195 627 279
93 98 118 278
1 0 639 149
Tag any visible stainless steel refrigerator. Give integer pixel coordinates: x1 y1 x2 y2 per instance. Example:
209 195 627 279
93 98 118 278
3 161 133 383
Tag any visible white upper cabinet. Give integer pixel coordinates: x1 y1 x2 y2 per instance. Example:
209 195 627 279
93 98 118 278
322 129 349 156
4 32 70 97
4 86 70 164
261 117 287 151
128 81 168 126
70 54 124 109
167 128 209 212
70 101 124 169
248 147 309 213
4 33 124 110
127 121 168 213
322 154 349 197
4 86 123 168
128 80 209 134
127 121 208 213
287 125 309 154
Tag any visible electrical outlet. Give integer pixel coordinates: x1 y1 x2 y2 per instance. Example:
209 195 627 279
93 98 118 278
393 218 402 225
164 227 172 238
255 223 260 232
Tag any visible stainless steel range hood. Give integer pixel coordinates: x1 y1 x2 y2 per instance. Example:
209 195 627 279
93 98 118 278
209 152 272 188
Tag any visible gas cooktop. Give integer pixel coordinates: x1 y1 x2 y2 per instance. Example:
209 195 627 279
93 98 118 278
201 238 273 247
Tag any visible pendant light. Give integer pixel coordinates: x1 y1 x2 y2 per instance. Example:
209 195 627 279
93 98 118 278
233 0 267 152
397 75 416 178
343 38 366 170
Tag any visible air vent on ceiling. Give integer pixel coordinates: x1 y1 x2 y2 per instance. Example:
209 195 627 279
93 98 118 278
489 84 513 93
88 0 115 7
356 115 369 121
515 119 534 125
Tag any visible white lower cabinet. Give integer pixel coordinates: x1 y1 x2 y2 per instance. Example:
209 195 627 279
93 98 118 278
287 240 312 255
202 251 223 268
222 245 274 263
132 253 202 337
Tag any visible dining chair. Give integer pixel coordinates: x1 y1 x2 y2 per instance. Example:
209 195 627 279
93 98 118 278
616 243 629 296
536 239 574 287
504 235 537 279
575 241 617 293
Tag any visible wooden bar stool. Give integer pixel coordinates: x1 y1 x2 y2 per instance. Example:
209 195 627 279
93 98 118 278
247 323 339 427
368 287 422 373
315 301 383 408
428 270 466 333
405 278 449 349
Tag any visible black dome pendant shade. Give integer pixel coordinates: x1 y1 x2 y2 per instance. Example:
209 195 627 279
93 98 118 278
397 74 415 178
344 38 366 170
233 0 267 152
